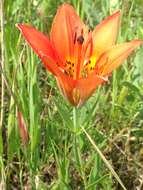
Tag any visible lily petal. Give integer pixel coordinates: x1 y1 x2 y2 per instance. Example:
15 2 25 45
50 3 86 62
16 24 60 75
75 74 106 107
97 40 142 75
92 11 120 56
16 24 56 59
57 72 105 107
56 74 76 105
16 23 77 105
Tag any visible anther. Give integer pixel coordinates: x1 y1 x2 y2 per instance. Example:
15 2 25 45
77 35 84 44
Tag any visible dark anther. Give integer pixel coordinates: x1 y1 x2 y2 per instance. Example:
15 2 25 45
77 35 84 44
72 63 74 66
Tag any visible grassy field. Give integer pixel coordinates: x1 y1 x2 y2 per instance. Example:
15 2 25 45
0 0 143 189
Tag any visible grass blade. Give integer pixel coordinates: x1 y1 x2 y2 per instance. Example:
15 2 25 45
81 127 127 190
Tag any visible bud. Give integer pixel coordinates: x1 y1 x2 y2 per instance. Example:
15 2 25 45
17 112 29 145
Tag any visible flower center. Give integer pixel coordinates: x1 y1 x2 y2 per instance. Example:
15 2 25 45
63 29 96 79
64 56 97 78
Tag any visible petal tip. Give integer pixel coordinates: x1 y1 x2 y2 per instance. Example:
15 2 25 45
15 23 21 29
60 2 72 8
94 10 121 35
113 10 120 16
58 3 76 14
57 2 72 11
133 39 143 44
106 10 121 23
131 39 143 47
108 10 121 21
16 23 25 32
16 23 33 31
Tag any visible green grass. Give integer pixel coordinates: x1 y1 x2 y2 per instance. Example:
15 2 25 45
0 0 143 189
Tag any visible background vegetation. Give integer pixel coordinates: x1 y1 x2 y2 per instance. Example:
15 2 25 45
0 0 143 189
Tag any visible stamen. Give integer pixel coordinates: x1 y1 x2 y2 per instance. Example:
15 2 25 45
77 35 84 44
74 32 77 44
88 32 93 58
77 28 84 45
82 31 93 59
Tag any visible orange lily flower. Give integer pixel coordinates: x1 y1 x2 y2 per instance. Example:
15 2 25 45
16 3 142 107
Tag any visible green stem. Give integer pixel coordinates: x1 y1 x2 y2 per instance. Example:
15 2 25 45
0 0 5 128
73 107 78 130
73 107 87 188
